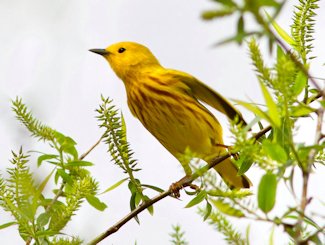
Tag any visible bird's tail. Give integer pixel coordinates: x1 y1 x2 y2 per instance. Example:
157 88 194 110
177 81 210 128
213 158 252 189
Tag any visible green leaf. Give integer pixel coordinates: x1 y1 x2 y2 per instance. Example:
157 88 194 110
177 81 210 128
277 45 285 61
216 31 258 46
262 140 288 163
54 132 76 145
57 169 73 185
121 112 127 142
284 215 321 230
212 199 244 217
37 212 51 227
214 0 237 7
141 184 164 193
202 8 235 20
259 0 280 7
236 15 245 44
185 190 207 208
61 145 78 160
0 222 17 230
246 225 251 245
134 192 142 206
292 71 307 96
54 132 78 159
258 173 277 213
207 189 252 198
319 100 325 108
203 201 212 221
260 82 281 127
234 100 273 124
37 168 55 193
35 230 58 237
86 195 107 211
130 192 140 224
37 154 58 167
269 226 275 245
66 160 94 167
237 156 254 175
309 88 319 95
143 195 154 215
101 178 128 194
291 105 315 117
309 234 322 245
265 11 295 46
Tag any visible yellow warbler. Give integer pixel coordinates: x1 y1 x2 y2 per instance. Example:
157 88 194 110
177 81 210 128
90 42 251 189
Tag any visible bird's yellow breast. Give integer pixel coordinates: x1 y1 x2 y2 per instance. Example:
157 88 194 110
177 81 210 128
125 72 223 161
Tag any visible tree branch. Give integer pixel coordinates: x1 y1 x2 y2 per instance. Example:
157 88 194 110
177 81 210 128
88 125 272 244
80 134 105 160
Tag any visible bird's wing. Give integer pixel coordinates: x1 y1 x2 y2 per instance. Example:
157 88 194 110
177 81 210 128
170 70 247 125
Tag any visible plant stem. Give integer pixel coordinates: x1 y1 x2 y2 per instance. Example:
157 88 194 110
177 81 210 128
80 133 105 160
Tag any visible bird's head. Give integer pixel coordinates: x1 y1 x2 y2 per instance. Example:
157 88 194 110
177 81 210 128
90 42 161 80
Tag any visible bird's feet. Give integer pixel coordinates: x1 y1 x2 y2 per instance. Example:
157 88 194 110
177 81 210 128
169 176 199 198
169 181 182 198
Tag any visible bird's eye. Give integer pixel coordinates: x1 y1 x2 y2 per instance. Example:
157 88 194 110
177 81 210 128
118 47 126 53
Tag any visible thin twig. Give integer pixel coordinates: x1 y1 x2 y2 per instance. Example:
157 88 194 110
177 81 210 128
301 107 324 212
252 125 272 141
80 134 105 160
46 183 65 213
273 33 323 94
88 126 271 244
46 135 105 213
297 88 324 241
256 10 324 97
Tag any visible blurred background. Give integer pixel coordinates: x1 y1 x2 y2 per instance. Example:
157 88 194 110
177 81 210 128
0 0 324 244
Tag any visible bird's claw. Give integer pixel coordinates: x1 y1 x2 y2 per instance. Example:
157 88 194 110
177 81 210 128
170 182 182 198
169 176 198 198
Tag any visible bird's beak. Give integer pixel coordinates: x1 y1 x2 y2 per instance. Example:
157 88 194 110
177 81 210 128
89 49 110 56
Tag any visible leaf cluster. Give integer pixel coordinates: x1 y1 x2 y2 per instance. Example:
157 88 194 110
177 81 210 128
180 0 324 244
169 225 188 245
198 207 247 245
202 0 283 45
96 96 164 221
291 0 319 63
0 98 106 244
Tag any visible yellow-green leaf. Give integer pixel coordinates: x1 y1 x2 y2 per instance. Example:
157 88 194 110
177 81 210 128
292 71 307 96
101 178 128 194
265 11 295 46
0 222 17 230
121 112 127 141
57 169 73 185
86 195 107 211
258 173 277 213
37 168 55 194
237 156 254 175
291 105 315 117
262 140 288 163
143 195 154 215
37 154 58 167
212 200 244 217
234 100 273 123
66 160 93 167
260 82 281 127
37 213 51 227
203 201 212 221
185 190 207 208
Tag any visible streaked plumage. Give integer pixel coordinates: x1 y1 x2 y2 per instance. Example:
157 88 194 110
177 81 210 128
90 42 251 189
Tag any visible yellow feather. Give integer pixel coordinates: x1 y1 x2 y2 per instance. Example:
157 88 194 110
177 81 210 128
90 42 251 189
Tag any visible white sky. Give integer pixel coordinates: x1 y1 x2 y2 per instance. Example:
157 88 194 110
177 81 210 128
0 0 324 244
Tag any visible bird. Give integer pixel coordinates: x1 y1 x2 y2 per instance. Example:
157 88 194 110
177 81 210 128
89 42 251 189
